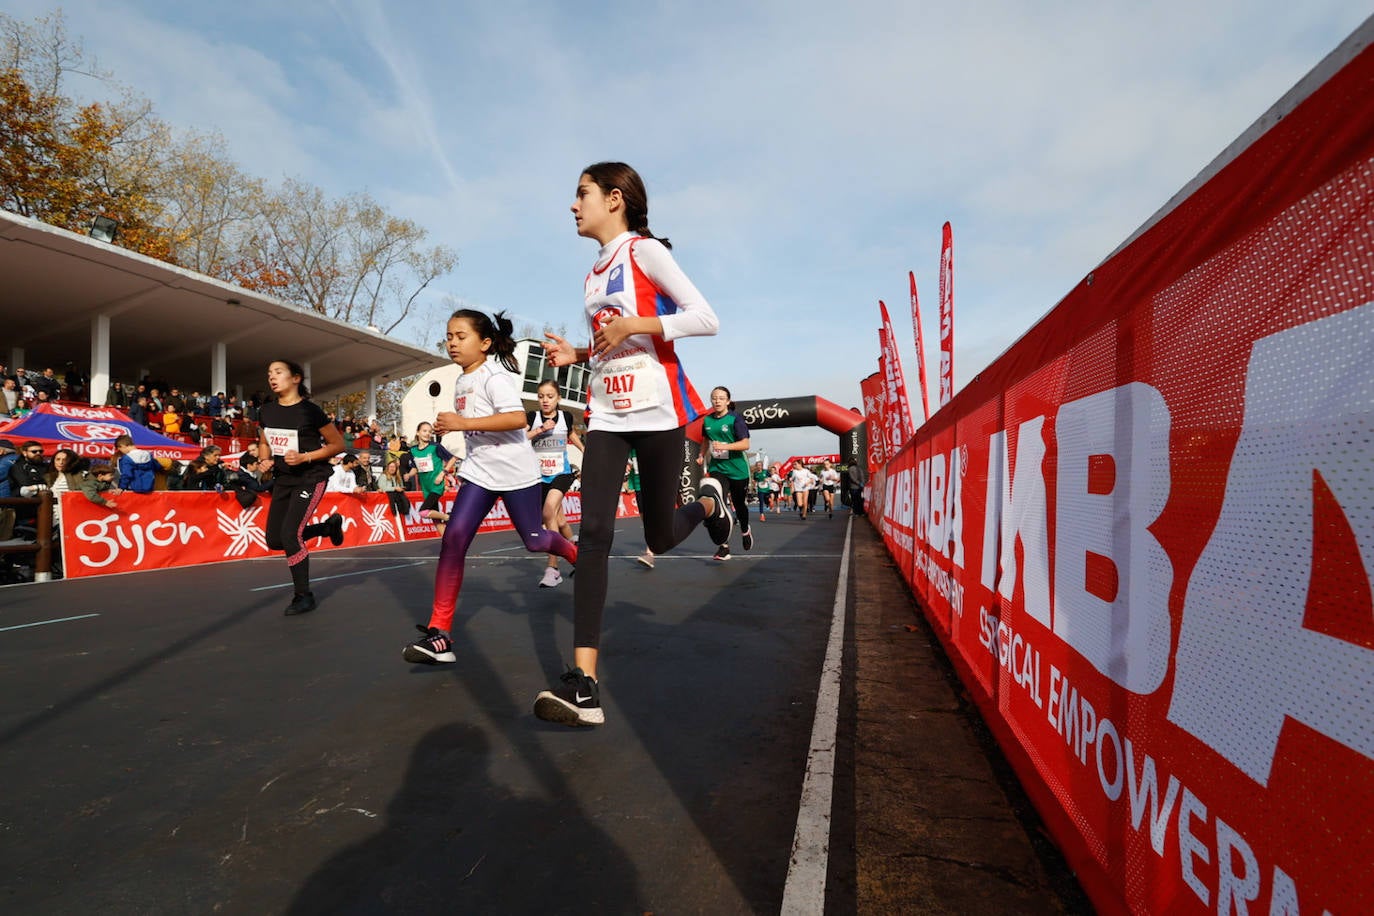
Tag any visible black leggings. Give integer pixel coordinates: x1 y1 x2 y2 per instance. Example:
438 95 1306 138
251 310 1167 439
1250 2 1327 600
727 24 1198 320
575 426 708 649
711 472 750 533
266 478 329 594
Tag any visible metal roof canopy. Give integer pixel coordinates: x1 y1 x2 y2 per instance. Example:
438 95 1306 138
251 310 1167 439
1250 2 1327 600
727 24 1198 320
0 209 448 402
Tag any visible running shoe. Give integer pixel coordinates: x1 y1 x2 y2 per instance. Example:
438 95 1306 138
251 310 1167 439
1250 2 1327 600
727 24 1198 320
713 543 732 561
636 550 655 569
325 514 344 546
284 591 317 616
698 478 734 546
741 528 753 551
539 567 563 588
533 667 604 726
403 625 456 664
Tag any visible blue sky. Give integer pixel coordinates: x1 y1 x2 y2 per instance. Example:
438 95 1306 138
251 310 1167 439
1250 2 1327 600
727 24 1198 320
9 1 1368 460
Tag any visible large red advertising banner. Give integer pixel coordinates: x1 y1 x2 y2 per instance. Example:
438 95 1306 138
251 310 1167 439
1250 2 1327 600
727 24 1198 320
57 490 642 578
873 35 1374 915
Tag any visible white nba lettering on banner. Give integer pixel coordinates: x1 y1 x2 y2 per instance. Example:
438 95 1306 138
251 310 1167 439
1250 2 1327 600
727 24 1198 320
1054 383 1173 694
881 467 915 554
75 510 206 568
1169 303 1374 784
979 391 1173 694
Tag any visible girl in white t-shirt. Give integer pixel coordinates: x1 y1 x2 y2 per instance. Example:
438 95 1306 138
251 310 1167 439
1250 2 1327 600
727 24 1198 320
789 463 817 521
402 309 579 666
819 460 842 519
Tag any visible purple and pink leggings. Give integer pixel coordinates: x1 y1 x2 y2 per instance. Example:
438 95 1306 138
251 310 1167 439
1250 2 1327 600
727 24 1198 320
429 481 577 632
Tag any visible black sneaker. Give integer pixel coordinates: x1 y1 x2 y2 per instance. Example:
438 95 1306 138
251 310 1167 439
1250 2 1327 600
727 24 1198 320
325 514 344 546
713 543 731 561
533 667 603 726
403 625 456 664
698 478 734 546
284 592 317 616
741 528 753 551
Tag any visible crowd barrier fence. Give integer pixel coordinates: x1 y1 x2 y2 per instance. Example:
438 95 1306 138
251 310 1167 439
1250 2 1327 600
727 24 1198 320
865 26 1372 915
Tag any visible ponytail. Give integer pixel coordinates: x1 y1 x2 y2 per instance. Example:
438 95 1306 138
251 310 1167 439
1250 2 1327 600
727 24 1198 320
451 308 519 372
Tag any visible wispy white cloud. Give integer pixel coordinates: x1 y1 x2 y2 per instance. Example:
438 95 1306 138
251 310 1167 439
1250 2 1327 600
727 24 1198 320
4 0 1367 458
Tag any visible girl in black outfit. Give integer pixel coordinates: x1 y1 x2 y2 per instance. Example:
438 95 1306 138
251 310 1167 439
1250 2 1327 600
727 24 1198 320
256 360 345 615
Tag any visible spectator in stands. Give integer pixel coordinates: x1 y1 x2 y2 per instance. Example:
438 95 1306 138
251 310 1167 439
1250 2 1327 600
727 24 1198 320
128 395 151 427
162 404 184 437
107 380 128 408
0 439 17 497
64 363 86 400
234 451 272 494
2 378 18 416
182 445 229 491
149 388 165 414
115 435 158 494
375 457 410 517
16 369 35 402
32 368 61 402
47 448 91 530
8 441 49 523
327 452 367 494
88 462 121 500
207 392 223 416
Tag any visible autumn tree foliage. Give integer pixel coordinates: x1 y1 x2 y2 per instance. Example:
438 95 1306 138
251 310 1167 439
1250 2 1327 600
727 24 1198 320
1 11 457 341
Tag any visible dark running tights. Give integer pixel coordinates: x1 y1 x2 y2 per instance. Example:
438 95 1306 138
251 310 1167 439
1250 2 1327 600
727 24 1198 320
711 472 750 533
266 479 329 595
575 427 707 649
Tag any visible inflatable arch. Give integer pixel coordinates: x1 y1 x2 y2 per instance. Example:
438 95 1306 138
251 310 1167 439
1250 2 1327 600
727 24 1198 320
681 396 867 502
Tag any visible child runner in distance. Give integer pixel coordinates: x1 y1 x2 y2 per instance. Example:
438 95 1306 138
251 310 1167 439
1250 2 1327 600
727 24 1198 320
402 309 579 665
257 360 346 615
789 461 815 521
819 459 842 518
535 161 731 726
752 461 773 521
701 385 753 559
528 379 583 588
408 421 457 535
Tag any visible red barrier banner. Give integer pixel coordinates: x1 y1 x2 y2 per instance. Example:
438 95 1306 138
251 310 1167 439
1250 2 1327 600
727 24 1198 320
873 37 1374 916
58 490 639 579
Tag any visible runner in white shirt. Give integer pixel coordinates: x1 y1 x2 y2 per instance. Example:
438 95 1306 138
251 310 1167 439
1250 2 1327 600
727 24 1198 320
789 462 817 521
535 161 732 727
401 310 579 666
819 460 842 519
528 378 584 588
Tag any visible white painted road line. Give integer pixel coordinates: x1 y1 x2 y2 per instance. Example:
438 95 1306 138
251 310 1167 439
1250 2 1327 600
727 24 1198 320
0 613 101 632
249 561 428 591
781 517 852 914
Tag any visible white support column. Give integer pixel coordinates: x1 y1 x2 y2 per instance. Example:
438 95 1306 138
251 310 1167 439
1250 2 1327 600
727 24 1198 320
302 362 313 396
365 376 378 421
10 347 24 374
89 314 111 406
211 341 227 400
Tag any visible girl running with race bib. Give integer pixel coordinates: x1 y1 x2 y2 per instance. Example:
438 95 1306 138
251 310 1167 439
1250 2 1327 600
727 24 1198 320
402 310 579 666
528 378 583 588
535 161 730 726
257 360 346 615
701 385 753 560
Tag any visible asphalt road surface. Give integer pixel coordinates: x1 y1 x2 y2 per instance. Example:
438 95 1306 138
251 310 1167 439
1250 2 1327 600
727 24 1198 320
0 508 1087 914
